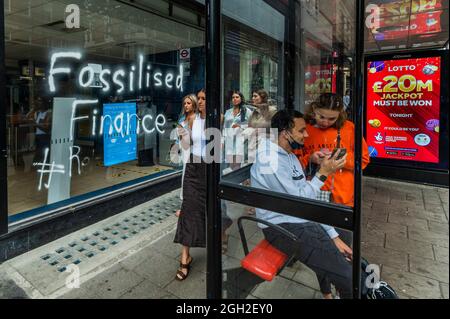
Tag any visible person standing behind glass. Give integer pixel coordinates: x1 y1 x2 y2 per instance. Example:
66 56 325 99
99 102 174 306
27 97 52 163
251 89 269 106
223 91 253 170
175 94 198 215
300 93 370 207
248 89 277 130
173 89 207 281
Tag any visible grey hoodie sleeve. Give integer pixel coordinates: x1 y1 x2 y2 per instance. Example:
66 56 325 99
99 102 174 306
254 153 339 239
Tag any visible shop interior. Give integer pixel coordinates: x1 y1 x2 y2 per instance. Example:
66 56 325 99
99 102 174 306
4 0 204 218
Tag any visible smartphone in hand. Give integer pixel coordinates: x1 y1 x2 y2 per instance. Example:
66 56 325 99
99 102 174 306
330 148 347 160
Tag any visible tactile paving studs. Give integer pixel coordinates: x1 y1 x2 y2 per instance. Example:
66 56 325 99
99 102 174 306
58 266 67 273
49 259 59 266
39 191 182 271
85 252 95 258
41 254 52 261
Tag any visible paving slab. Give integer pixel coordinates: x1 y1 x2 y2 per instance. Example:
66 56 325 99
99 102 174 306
433 245 449 264
387 214 428 230
409 256 449 284
408 228 448 248
362 243 409 271
119 279 179 299
385 234 434 259
165 269 206 299
381 266 442 299
440 283 449 299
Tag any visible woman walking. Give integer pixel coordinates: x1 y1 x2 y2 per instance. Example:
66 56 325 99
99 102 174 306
175 94 198 217
173 89 207 281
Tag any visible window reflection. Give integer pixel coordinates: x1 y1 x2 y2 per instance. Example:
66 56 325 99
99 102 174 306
5 0 204 219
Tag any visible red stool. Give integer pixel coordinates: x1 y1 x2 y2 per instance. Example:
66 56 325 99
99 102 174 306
238 216 298 281
241 239 288 281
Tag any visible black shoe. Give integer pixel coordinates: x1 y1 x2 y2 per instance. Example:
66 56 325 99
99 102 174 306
365 281 399 299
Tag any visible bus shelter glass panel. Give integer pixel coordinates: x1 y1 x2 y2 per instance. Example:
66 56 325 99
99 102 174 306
221 202 355 299
4 0 204 222
220 0 358 299
220 0 363 209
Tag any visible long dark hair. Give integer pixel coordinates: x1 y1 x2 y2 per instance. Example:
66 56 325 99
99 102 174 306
304 93 347 129
253 89 269 104
231 90 247 122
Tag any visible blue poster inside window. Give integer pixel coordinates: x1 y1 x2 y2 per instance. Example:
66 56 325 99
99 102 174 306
103 103 138 167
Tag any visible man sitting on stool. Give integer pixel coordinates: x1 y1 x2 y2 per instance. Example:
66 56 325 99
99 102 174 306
250 109 354 299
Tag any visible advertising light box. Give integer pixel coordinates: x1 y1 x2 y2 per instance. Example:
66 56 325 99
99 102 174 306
366 57 441 164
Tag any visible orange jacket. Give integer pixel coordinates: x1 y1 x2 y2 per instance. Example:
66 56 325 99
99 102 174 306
296 121 370 207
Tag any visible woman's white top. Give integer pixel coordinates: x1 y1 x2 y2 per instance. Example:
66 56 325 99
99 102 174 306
223 106 253 157
192 114 206 158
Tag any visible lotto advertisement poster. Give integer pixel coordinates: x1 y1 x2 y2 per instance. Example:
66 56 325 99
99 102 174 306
305 64 337 105
366 57 441 164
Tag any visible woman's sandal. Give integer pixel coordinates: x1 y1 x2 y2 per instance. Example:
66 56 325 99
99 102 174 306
175 256 193 281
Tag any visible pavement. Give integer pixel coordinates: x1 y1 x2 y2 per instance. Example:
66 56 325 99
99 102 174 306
0 177 448 299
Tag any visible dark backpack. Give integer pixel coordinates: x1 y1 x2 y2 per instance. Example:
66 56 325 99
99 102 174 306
361 257 399 299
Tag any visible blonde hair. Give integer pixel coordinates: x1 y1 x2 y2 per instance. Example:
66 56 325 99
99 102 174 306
180 94 198 118
304 93 347 129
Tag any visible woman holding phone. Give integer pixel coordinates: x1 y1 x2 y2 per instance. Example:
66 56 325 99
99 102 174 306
173 89 207 281
299 93 370 207
223 91 253 170
175 94 198 217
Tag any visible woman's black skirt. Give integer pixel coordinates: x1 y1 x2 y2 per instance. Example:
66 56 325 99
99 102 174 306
174 156 206 248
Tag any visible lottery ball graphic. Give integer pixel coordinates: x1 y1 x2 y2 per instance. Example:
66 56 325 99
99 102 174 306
435 126 440 133
423 64 438 75
369 119 381 128
414 134 431 147
426 119 439 131
368 146 378 158
369 61 385 74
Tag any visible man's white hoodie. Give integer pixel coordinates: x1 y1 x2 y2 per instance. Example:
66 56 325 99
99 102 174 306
250 138 339 239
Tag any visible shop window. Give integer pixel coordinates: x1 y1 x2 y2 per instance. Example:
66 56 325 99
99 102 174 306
4 0 205 221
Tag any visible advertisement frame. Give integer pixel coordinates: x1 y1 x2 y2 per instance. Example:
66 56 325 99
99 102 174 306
364 49 449 183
